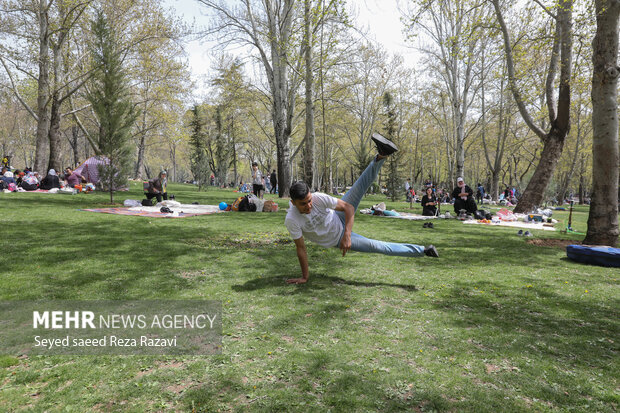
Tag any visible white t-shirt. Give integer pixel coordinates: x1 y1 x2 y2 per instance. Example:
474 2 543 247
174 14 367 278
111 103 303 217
285 192 344 248
252 169 262 185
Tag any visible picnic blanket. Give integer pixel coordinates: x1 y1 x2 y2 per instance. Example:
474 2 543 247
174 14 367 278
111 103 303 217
463 220 556 231
386 212 437 221
81 204 223 218
359 209 437 221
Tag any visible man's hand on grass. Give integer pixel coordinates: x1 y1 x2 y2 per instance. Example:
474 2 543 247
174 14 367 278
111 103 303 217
286 277 307 284
340 233 351 257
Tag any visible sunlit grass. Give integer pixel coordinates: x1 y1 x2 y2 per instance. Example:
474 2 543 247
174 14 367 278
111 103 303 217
0 183 617 412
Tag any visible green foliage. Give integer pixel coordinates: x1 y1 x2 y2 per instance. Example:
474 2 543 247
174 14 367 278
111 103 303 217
213 105 232 186
188 105 211 190
382 92 403 201
87 9 138 202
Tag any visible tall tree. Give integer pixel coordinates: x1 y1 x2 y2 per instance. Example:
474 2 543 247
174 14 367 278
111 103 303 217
188 105 211 190
1 0 54 173
583 0 619 247
87 9 137 202
492 0 573 213
335 42 397 175
302 0 316 189
382 91 402 201
198 0 301 197
404 0 488 182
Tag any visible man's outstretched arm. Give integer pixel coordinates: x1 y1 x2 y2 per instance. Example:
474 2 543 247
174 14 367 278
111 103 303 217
287 237 309 284
335 199 354 256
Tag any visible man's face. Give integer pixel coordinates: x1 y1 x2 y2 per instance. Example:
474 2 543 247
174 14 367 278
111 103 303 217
66 168 72 175
458 181 464 187
293 192 313 214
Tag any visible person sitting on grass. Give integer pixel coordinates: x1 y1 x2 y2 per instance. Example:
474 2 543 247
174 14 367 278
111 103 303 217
1 167 15 185
451 177 477 215
19 171 39 191
40 169 61 190
421 186 438 216
284 132 439 285
64 167 85 189
146 170 168 203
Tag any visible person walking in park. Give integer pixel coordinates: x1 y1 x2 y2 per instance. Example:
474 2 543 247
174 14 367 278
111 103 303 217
270 169 277 194
285 133 439 285
252 162 263 198
476 183 485 204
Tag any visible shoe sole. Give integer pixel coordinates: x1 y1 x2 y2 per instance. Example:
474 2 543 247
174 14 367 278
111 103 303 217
425 245 439 258
372 133 399 156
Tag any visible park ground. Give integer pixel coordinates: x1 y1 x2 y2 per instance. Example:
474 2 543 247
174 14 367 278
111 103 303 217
0 182 618 412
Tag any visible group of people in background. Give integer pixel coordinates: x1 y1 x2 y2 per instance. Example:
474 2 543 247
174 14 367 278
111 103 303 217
1 165 86 192
404 177 525 215
404 177 491 216
236 165 278 197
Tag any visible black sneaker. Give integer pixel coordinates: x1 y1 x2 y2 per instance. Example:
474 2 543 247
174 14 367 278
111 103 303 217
428 222 434 228
423 222 429 228
371 132 398 156
424 245 439 257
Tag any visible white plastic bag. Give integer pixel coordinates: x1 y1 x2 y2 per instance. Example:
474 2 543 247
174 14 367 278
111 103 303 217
247 194 265 212
123 199 141 207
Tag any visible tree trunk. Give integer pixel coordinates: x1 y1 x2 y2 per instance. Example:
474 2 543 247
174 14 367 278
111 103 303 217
303 0 316 189
275 111 292 197
491 170 501 202
514 131 566 212
493 0 573 213
72 126 80 166
34 0 50 174
135 134 146 180
232 133 238 186
584 0 620 247
47 93 63 172
578 155 587 205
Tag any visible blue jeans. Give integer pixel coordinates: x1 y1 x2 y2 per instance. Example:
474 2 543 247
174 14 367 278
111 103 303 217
335 157 425 257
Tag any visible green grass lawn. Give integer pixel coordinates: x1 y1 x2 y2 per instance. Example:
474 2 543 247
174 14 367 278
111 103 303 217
0 183 618 412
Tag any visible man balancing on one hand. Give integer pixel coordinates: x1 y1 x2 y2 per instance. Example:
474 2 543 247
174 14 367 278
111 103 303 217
284 133 439 284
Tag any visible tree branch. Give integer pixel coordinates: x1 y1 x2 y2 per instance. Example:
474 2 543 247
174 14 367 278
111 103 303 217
491 0 547 140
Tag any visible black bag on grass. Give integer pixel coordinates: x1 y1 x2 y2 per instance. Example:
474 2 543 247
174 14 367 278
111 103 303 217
238 195 257 212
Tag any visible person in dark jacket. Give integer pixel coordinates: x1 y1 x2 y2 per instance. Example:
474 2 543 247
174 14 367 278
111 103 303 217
40 169 61 190
421 186 438 216
269 170 277 194
145 170 168 203
451 177 477 214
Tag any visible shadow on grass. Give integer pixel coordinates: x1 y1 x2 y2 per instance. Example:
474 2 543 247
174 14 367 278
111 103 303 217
433 279 619 373
231 273 418 293
180 347 531 413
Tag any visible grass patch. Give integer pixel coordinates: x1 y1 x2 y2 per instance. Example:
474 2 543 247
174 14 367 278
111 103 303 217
0 183 618 411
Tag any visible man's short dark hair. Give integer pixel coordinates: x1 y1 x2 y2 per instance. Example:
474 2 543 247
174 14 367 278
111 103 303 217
290 181 310 201
252 162 258 167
